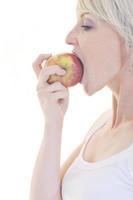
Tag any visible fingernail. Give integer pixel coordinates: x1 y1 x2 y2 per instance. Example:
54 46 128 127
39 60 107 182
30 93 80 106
61 70 66 74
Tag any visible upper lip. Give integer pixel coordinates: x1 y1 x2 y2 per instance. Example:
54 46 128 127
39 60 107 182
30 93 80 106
72 50 79 58
72 50 82 62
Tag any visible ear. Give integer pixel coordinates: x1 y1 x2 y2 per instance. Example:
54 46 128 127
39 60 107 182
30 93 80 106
121 47 133 72
126 47 133 69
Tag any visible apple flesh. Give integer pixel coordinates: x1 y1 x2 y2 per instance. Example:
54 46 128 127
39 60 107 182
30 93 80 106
44 53 84 87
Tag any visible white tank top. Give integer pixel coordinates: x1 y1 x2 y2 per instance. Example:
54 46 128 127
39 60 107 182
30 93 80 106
61 111 133 200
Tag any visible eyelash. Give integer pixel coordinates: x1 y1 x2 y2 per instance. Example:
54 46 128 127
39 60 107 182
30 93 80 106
81 25 92 31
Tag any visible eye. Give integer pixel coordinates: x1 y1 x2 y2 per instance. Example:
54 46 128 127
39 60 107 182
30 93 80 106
81 25 92 31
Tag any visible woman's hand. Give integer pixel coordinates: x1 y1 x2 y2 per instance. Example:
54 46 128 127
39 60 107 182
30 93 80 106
32 54 69 122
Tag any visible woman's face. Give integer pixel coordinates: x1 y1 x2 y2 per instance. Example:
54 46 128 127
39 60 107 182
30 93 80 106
65 12 127 95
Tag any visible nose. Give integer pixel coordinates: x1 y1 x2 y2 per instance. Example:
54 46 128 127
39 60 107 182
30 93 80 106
65 26 78 46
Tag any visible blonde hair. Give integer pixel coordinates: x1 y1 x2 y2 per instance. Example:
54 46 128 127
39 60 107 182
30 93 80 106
76 0 133 65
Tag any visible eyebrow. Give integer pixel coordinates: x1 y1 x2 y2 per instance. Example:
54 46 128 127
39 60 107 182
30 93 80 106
80 12 98 21
80 12 90 18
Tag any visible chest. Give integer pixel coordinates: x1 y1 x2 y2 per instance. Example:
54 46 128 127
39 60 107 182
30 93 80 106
83 127 133 163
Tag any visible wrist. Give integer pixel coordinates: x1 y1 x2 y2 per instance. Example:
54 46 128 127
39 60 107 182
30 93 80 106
45 115 64 124
45 118 64 129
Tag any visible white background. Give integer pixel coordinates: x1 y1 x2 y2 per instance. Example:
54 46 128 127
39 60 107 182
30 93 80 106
0 0 111 199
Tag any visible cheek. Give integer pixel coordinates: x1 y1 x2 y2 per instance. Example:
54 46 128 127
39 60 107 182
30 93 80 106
80 39 123 94
82 37 122 80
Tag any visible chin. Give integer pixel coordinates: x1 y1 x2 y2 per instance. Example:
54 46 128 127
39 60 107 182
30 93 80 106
82 84 95 96
83 82 106 96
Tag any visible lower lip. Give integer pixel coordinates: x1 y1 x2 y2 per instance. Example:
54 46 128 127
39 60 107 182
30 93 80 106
81 67 84 83
80 75 84 83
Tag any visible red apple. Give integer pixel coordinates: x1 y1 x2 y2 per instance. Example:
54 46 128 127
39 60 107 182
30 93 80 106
44 53 84 87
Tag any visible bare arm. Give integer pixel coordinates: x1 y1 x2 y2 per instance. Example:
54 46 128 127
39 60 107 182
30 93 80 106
30 53 69 200
29 120 63 200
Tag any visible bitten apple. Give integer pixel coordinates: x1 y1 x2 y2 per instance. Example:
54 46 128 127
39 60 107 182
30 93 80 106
44 53 84 87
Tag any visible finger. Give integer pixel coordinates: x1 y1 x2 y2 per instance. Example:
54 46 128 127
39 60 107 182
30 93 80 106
36 81 64 93
49 90 68 102
44 82 67 93
32 53 52 69
37 65 66 87
36 82 68 103
32 53 52 78
36 89 68 104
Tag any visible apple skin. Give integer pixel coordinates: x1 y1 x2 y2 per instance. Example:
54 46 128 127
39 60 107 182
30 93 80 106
44 53 84 87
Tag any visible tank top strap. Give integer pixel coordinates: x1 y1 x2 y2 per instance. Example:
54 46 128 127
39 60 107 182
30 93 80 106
127 144 133 179
79 110 112 157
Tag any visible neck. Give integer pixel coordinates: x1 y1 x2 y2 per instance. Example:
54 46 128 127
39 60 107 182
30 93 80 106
107 70 133 129
111 94 133 129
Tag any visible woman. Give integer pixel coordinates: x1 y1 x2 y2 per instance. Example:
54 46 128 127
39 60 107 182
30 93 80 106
30 0 133 199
